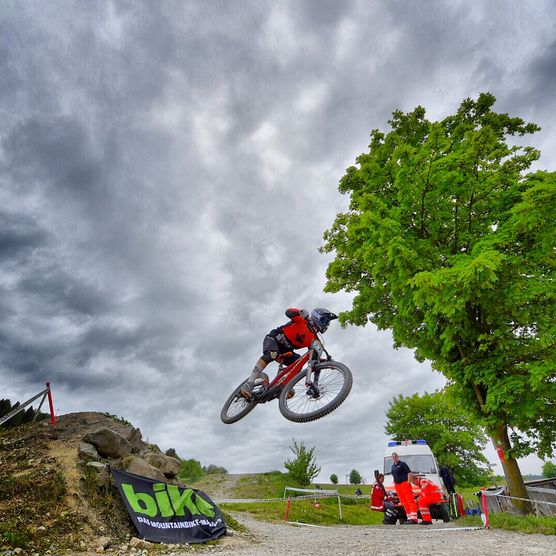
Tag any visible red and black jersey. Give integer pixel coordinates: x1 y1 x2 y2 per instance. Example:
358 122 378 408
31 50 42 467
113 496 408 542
271 308 317 349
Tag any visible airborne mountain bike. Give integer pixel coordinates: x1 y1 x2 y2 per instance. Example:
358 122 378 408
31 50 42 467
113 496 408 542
220 340 352 424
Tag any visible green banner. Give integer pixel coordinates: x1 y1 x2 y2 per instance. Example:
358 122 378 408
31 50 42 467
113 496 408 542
110 468 226 544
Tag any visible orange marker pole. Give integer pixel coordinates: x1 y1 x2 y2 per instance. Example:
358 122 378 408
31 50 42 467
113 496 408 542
284 496 291 521
46 382 56 425
481 487 490 528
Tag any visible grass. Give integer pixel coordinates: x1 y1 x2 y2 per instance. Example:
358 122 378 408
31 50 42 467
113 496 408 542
222 478 556 535
221 497 384 526
233 471 290 499
314 483 372 496
456 513 556 535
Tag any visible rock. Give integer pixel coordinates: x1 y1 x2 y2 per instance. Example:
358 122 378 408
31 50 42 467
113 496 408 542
79 441 100 461
14 549 24 555
129 537 152 549
127 427 143 453
124 456 166 481
143 452 181 478
96 536 111 550
86 461 107 471
83 428 132 459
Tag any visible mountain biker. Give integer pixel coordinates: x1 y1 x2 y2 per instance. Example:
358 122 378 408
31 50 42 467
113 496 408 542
240 307 338 400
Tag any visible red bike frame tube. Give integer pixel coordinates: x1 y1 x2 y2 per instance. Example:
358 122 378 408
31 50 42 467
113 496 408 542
269 351 312 388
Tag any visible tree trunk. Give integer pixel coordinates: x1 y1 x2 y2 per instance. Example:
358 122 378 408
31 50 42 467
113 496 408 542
490 423 533 515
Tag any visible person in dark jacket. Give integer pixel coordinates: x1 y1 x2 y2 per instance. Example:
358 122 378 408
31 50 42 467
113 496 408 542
439 466 456 495
391 452 418 524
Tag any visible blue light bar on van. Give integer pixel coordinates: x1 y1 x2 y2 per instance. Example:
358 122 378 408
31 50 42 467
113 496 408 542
387 440 428 447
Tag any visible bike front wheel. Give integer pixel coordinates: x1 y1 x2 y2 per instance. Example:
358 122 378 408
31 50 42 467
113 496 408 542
278 361 352 423
220 381 258 424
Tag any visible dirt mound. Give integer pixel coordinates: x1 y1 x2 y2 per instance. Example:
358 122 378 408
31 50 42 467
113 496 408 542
0 412 142 553
192 474 252 500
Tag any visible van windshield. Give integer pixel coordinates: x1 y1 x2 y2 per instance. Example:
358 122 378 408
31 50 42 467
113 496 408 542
384 455 437 475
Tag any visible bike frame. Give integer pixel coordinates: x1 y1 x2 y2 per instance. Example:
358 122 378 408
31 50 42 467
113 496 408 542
255 350 312 401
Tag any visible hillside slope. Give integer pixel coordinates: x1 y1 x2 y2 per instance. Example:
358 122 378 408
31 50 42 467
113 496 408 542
0 412 247 553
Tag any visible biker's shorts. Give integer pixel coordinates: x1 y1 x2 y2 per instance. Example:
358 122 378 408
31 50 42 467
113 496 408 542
261 333 300 365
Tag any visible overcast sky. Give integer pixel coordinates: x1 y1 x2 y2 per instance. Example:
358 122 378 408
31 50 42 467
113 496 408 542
1 0 555 481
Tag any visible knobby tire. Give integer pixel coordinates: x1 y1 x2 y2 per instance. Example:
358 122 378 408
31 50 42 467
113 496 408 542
278 360 352 423
220 382 258 424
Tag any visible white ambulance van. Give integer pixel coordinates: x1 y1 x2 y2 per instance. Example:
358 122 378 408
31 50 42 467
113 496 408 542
382 439 451 522
383 439 445 492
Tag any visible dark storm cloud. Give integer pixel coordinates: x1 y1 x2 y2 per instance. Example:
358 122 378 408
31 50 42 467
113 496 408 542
1 0 552 477
512 37 556 120
4 116 103 198
0 211 47 259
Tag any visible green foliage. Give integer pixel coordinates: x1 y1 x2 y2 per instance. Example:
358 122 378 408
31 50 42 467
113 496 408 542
284 439 321 487
385 390 490 485
165 448 179 459
322 93 556 465
542 461 556 478
349 469 362 484
330 473 338 484
0 399 48 428
178 458 204 483
203 464 229 474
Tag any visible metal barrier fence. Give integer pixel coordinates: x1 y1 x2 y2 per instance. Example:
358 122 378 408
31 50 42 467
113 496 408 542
482 487 556 517
0 382 56 427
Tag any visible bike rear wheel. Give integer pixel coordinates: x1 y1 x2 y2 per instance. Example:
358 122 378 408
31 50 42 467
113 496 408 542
278 361 352 423
220 381 258 424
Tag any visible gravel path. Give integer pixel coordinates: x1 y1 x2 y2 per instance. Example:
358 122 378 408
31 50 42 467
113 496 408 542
210 514 556 556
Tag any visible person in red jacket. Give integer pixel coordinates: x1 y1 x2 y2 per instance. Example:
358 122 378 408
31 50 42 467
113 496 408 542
370 473 388 511
411 475 444 525
371 473 402 524
240 307 338 399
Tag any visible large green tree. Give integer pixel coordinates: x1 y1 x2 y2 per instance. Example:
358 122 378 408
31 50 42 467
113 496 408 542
385 390 490 485
322 93 556 512
284 439 321 487
542 461 556 478
178 458 204 483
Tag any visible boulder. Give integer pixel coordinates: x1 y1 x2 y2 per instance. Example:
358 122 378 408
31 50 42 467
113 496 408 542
82 428 131 459
78 441 100 461
143 452 181 478
124 456 166 481
126 427 143 453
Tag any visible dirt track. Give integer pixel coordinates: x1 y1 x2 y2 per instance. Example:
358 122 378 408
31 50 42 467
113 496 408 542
209 513 556 556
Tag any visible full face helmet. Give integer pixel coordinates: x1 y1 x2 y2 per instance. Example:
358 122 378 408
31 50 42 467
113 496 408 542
309 308 338 333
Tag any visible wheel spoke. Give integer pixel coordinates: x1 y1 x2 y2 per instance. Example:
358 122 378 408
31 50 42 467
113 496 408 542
283 366 346 415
